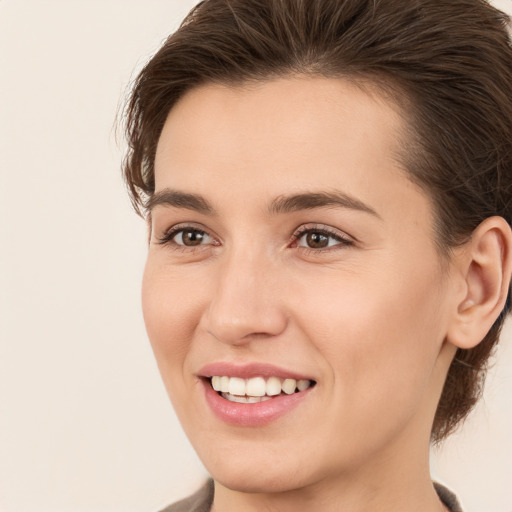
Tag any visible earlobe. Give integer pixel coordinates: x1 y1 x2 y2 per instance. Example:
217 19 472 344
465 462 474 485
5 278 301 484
447 216 512 350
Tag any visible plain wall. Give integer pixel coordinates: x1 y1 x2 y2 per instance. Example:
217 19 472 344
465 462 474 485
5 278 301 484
1 1 511 511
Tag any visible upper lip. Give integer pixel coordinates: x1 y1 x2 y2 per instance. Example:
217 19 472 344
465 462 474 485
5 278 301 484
198 362 315 381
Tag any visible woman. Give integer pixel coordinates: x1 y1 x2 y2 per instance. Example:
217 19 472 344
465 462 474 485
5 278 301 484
122 1 512 510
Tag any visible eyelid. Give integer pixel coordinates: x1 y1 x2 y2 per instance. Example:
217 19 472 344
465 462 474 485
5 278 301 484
290 223 354 250
154 222 354 253
155 222 219 248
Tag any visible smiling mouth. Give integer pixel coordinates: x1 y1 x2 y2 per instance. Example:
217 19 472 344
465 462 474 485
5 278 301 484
209 375 316 403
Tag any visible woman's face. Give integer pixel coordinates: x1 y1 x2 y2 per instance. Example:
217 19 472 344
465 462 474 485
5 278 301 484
143 78 458 493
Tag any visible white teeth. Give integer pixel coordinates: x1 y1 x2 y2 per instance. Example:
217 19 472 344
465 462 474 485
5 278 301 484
220 376 230 393
297 379 310 391
210 375 313 398
221 393 272 403
282 378 297 395
266 376 282 396
211 376 221 391
246 377 266 397
228 377 246 396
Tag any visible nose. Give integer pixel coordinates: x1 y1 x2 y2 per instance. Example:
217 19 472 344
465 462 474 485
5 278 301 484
203 249 288 346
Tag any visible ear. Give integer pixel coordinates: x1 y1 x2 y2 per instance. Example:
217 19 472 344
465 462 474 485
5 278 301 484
447 216 512 350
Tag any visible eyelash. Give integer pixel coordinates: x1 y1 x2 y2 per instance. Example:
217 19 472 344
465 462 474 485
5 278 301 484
291 225 354 253
156 224 354 253
156 224 217 252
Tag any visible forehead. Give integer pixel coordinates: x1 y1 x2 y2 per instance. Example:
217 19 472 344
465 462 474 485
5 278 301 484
155 76 406 183
155 75 419 184
153 77 432 235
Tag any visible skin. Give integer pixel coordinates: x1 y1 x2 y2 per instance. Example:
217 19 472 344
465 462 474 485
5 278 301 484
142 77 502 511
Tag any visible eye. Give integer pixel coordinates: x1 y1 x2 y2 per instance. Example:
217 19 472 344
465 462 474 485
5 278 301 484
173 228 212 246
293 225 353 251
157 225 216 249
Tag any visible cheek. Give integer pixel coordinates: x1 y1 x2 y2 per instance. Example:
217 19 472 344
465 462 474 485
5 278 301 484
292 268 449 464
291 261 447 401
141 260 212 429
141 260 203 369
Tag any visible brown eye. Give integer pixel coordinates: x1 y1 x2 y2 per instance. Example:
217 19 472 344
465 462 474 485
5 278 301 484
295 227 352 251
305 232 329 248
174 229 211 246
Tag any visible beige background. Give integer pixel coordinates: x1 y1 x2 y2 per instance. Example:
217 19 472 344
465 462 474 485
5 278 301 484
1 1 511 511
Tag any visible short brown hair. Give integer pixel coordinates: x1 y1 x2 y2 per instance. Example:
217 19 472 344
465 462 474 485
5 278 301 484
122 0 512 443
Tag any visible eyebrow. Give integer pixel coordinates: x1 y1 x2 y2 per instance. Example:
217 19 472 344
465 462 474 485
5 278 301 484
268 191 381 218
147 188 380 219
146 189 216 215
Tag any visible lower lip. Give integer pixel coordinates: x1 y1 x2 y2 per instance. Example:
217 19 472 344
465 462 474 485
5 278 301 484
202 379 313 426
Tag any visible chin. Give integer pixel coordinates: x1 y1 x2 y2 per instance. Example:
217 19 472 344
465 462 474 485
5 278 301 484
199 443 324 495
211 466 309 494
